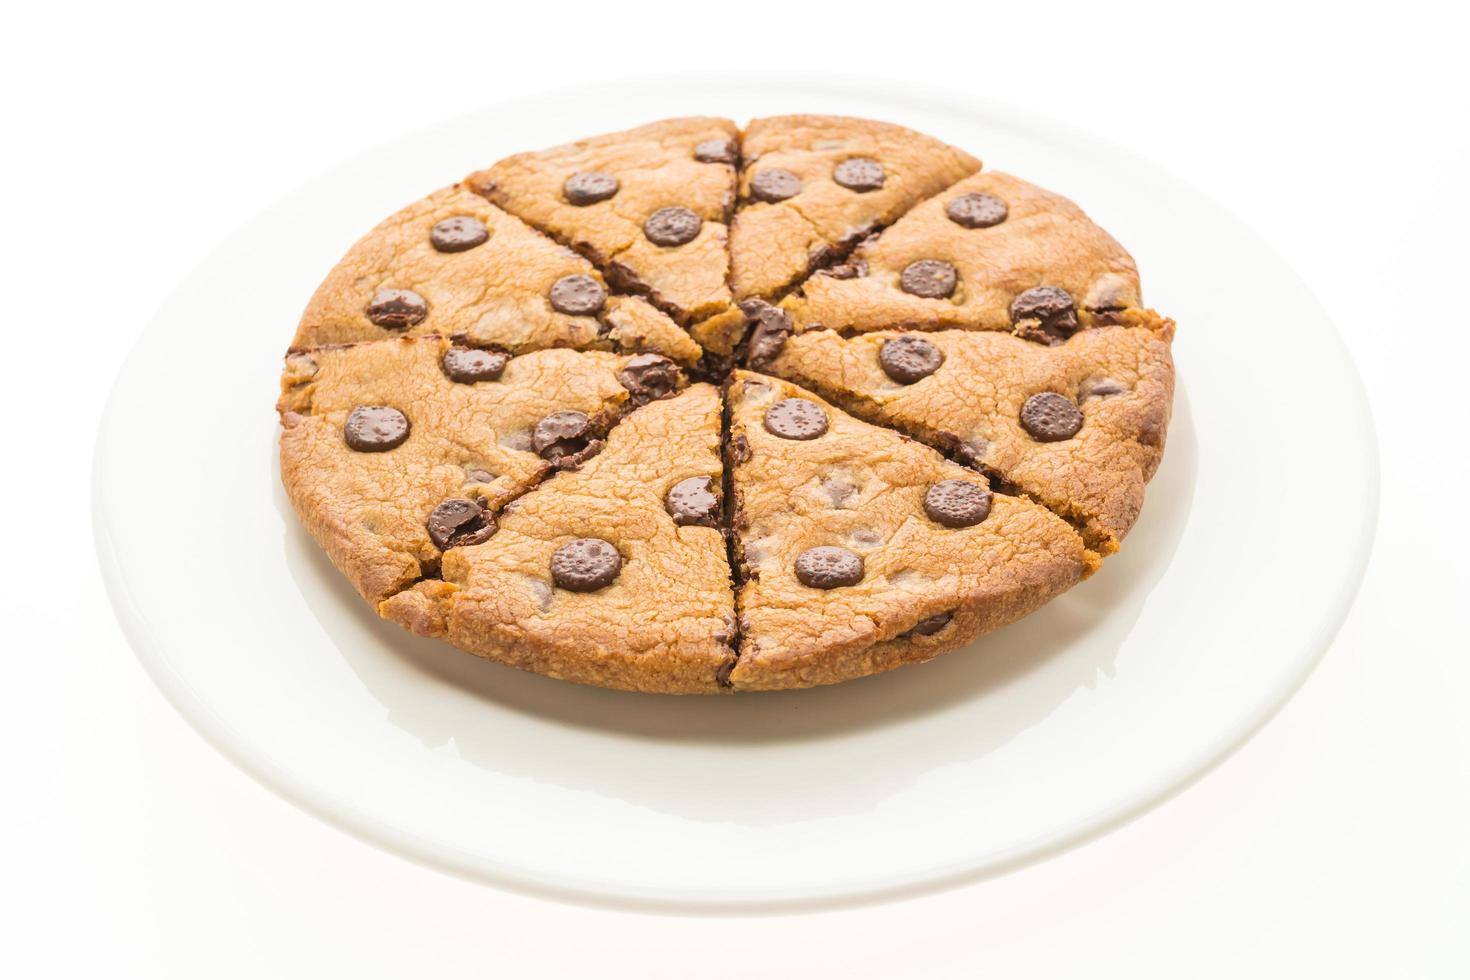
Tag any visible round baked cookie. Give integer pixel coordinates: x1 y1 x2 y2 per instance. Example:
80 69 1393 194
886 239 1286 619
724 372 1096 691
381 384 735 694
764 318 1175 554
278 338 669 603
280 113 1177 694
467 118 740 336
779 171 1144 341
292 184 700 366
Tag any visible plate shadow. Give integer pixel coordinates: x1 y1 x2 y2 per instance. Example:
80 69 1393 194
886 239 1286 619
281 391 1198 742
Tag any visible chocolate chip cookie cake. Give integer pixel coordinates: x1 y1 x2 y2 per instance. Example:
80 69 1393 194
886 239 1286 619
279 114 1176 693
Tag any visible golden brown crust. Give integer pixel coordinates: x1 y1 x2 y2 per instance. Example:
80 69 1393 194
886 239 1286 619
729 115 980 303
278 338 640 603
279 114 1179 694
781 171 1141 335
765 322 1175 553
725 372 1096 691
292 184 699 365
600 295 703 366
468 118 739 328
380 385 735 694
687 306 750 359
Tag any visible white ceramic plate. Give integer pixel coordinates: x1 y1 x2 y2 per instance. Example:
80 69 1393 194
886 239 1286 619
94 73 1377 911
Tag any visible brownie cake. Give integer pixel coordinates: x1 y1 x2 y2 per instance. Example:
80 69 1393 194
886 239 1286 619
279 115 1176 693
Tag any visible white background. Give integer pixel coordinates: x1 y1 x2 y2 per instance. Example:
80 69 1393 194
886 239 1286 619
4 1 1467 976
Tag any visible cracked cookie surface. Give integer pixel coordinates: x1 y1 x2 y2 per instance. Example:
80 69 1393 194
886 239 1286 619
467 118 739 337
728 115 980 306
278 338 646 603
780 171 1143 339
764 320 1175 553
380 384 734 694
292 184 700 365
280 113 1178 694
726 372 1096 691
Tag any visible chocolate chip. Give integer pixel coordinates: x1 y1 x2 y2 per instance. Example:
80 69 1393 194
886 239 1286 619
749 168 801 203
643 206 702 246
665 476 719 527
763 398 828 440
740 299 792 371
429 216 489 253
343 406 409 452
563 171 619 206
548 274 606 315
923 480 993 528
1079 377 1128 402
365 288 428 329
441 346 508 383
1010 285 1074 321
956 437 989 467
532 410 593 462
464 467 495 484
793 546 864 589
284 353 318 384
900 260 958 299
1020 392 1084 442
618 353 680 404
807 242 835 272
694 139 737 165
822 260 867 280
833 157 884 192
714 615 737 648
908 612 953 636
550 538 622 592
728 433 751 466
425 498 496 550
946 192 1008 228
820 475 857 508
879 335 944 384
1010 286 1078 345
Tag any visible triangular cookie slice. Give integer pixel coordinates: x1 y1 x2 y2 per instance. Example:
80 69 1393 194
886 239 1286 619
467 118 740 333
763 322 1175 554
728 115 980 307
381 384 736 694
292 184 700 366
725 372 1095 691
781 171 1143 341
279 337 684 603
